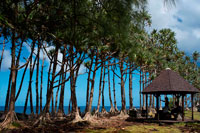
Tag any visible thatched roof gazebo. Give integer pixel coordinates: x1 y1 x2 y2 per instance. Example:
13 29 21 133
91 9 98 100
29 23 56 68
142 68 200 121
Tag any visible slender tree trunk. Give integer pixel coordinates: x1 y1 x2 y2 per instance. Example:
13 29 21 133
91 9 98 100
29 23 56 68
2 33 17 125
40 49 45 113
35 44 41 115
129 66 133 109
95 63 103 114
7 34 17 120
55 75 61 113
69 46 82 122
101 65 106 113
144 72 148 110
24 52 37 114
112 65 118 111
142 70 145 109
57 46 66 116
46 61 52 112
84 54 98 119
105 61 115 113
85 57 93 112
107 61 114 112
45 45 59 114
15 59 29 101
23 42 36 114
139 70 142 110
120 60 126 114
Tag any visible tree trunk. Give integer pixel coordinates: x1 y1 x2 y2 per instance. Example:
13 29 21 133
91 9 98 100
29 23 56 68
3 33 17 125
84 54 98 120
35 44 41 115
24 52 37 114
45 45 59 114
95 63 103 114
120 60 126 114
129 66 133 109
85 57 93 112
108 61 114 112
55 75 61 113
112 64 118 111
57 46 66 116
142 70 145 109
139 70 142 110
23 42 36 115
40 48 45 112
101 65 106 113
15 59 29 101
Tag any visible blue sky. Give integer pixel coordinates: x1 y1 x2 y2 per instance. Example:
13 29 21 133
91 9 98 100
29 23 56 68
0 0 199 108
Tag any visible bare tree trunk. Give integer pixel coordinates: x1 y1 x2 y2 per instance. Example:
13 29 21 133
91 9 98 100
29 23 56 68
84 55 98 120
95 63 103 114
129 66 133 109
5 39 23 113
142 70 145 109
46 61 52 112
139 70 142 110
112 64 118 111
108 61 114 113
55 75 61 113
68 46 83 122
2 34 18 126
23 42 36 115
7 35 17 120
15 59 29 101
101 65 106 113
45 45 58 114
35 44 41 115
24 52 37 115
57 46 66 117
40 48 45 113
144 72 147 110
85 57 93 112
120 60 126 114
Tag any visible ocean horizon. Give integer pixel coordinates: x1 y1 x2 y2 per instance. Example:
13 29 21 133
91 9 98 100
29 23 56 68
0 106 140 114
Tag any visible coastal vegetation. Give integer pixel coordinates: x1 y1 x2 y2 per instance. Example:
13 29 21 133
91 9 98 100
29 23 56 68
0 0 199 132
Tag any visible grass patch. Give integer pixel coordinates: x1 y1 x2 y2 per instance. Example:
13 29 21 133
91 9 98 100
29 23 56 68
84 128 117 133
84 124 182 133
185 111 200 120
124 124 181 133
12 122 22 128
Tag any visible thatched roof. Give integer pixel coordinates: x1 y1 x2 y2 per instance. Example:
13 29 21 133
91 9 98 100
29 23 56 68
142 68 200 94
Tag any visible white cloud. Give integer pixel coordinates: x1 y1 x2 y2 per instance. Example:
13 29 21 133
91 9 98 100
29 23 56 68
0 50 11 71
147 0 200 54
193 29 200 39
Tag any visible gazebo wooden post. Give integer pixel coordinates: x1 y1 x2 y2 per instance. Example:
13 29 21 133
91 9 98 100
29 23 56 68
156 94 160 120
182 94 184 121
191 94 194 120
146 94 148 119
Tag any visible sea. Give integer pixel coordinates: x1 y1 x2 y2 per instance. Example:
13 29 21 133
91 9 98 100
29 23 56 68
0 106 140 114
